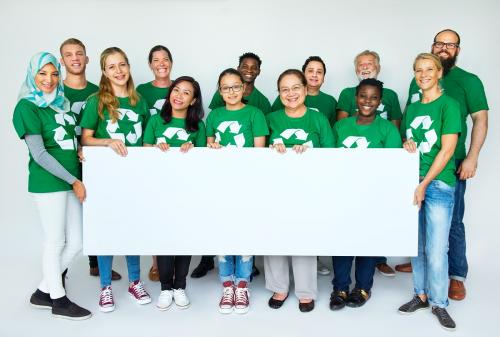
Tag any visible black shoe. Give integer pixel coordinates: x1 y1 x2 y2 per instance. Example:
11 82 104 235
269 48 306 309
329 290 348 311
299 300 315 313
398 295 430 314
268 293 288 309
432 306 456 331
251 265 260 278
30 290 52 309
62 269 68 289
190 257 214 278
346 288 370 308
52 298 92 321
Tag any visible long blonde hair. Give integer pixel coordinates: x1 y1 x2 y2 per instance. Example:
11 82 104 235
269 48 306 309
98 47 139 122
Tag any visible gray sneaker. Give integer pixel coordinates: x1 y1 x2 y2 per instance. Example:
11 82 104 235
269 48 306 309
398 295 429 314
432 306 456 331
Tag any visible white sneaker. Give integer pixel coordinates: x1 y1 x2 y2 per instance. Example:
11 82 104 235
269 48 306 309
317 258 331 276
156 290 173 311
173 288 190 309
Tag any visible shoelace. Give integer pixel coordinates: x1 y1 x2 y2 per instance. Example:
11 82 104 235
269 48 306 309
100 288 113 304
433 307 454 324
408 296 423 307
221 286 234 304
235 287 249 303
174 289 187 300
132 282 148 299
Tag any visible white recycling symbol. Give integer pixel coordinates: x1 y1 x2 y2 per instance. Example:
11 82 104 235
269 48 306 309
216 121 245 147
163 127 189 141
53 112 77 150
406 115 437 154
105 108 142 144
280 129 308 141
410 89 422 103
150 99 166 115
342 136 370 148
71 101 85 115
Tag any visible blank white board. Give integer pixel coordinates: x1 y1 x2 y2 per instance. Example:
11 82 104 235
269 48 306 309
82 147 419 256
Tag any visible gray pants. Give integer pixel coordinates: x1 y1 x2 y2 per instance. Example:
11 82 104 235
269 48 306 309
264 256 317 300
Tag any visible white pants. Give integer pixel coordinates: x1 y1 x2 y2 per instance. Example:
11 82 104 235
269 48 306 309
32 191 83 299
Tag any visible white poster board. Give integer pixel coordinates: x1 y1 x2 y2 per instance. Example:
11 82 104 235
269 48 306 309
82 147 419 256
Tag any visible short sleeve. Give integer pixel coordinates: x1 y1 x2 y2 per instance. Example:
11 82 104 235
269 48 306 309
12 99 42 139
79 95 100 131
195 121 207 147
251 108 269 137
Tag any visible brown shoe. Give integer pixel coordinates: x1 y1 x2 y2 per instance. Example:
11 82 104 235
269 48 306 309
89 267 122 280
376 263 395 277
148 266 160 282
448 280 466 301
395 262 413 273
89 267 99 277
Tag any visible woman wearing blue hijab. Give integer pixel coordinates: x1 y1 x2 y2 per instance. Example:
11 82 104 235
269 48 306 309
13 52 91 320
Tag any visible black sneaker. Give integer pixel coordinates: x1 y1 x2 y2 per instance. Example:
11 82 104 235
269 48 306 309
432 306 456 331
398 295 430 314
190 256 215 278
346 288 370 308
329 290 348 311
52 300 92 321
30 290 52 309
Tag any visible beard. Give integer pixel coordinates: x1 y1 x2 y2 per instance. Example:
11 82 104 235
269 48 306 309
438 53 457 76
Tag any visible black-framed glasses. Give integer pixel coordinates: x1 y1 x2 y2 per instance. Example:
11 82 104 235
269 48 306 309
433 41 459 49
220 84 243 93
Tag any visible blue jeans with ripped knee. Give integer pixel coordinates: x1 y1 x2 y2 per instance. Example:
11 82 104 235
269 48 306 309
218 255 253 284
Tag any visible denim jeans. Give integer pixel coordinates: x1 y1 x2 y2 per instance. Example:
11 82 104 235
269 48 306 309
332 256 377 292
411 179 454 308
218 255 253 284
98 255 140 288
449 159 468 280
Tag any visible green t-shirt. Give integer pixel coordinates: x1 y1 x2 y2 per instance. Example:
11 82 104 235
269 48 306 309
406 66 489 160
205 105 269 147
143 114 207 147
337 86 402 121
13 99 80 193
271 91 338 126
333 116 402 149
64 82 99 128
266 108 334 148
80 94 149 147
403 94 461 186
208 86 272 114
136 81 170 116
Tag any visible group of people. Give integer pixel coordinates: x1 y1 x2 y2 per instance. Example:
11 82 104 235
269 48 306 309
12 28 488 332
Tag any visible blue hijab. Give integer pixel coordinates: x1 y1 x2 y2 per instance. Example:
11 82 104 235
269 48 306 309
18 52 70 113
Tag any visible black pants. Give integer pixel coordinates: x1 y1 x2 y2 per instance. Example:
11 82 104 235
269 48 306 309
89 256 98 268
332 256 376 292
157 255 192 290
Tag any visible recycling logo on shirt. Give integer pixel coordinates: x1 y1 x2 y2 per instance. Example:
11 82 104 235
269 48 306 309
53 112 77 150
342 136 370 148
410 89 423 103
215 121 245 147
406 115 437 154
150 99 166 116
105 108 142 145
70 101 86 135
273 128 313 148
156 127 190 144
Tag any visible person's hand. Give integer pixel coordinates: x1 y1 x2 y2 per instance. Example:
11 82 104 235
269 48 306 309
270 143 286 154
403 139 417 153
72 180 86 203
156 142 170 152
292 144 308 154
413 183 426 209
208 142 222 149
77 145 85 162
107 139 127 156
180 142 194 153
457 156 478 180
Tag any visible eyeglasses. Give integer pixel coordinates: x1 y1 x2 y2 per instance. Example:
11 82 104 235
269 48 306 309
433 41 459 49
279 84 304 95
220 84 243 93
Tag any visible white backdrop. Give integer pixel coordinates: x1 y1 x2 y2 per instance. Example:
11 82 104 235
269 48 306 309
1 0 498 260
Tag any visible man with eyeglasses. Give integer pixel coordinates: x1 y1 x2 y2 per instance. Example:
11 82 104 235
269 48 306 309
396 29 489 302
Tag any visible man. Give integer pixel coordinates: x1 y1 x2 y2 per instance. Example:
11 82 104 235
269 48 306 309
208 52 272 114
395 29 489 301
336 50 403 277
59 38 122 281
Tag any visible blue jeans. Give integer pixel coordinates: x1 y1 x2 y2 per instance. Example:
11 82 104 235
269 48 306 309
97 255 140 288
449 159 468 280
218 255 253 284
332 256 377 292
411 180 454 308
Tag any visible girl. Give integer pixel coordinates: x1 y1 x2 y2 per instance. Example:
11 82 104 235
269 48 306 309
13 52 91 320
205 68 269 314
143 76 206 310
80 47 151 313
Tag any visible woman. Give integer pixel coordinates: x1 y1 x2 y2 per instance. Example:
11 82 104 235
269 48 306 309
265 69 334 312
205 68 268 314
136 44 173 282
80 47 151 313
12 52 91 320
271 56 337 127
329 78 402 310
143 76 206 310
398 53 461 331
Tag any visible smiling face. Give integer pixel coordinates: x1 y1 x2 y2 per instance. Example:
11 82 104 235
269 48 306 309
170 80 195 112
237 57 260 84
103 52 130 89
219 73 245 107
356 84 381 118
60 43 88 76
304 60 325 90
149 50 172 81
414 58 442 92
356 54 380 80
432 30 460 62
35 63 59 94
279 74 307 110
